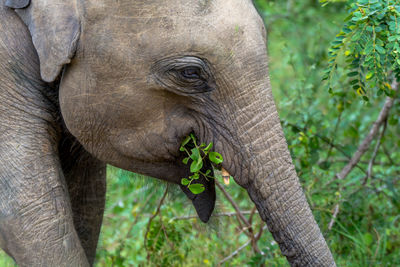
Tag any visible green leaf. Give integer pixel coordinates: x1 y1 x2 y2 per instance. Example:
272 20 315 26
347 71 359 77
365 71 374 80
190 148 201 161
182 157 189 164
351 30 362 41
191 173 200 180
209 152 223 164
181 178 190 186
343 27 352 34
350 79 359 85
203 142 213 153
181 136 191 147
364 40 374 54
188 184 205 194
375 45 385 54
190 158 203 173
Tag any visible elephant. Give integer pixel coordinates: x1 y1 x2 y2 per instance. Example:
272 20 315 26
0 0 336 266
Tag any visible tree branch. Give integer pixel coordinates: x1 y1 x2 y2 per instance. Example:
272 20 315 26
219 226 268 265
336 82 397 180
219 239 252 265
215 181 263 258
171 210 259 221
328 80 398 230
216 181 252 229
144 185 169 258
366 118 388 183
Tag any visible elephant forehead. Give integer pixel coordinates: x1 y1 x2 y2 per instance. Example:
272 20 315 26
83 0 257 18
80 0 265 68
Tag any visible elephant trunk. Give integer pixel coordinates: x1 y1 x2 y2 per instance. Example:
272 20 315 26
216 79 336 266
243 125 335 266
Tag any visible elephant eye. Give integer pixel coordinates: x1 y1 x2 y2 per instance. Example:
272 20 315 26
180 67 201 80
151 56 216 95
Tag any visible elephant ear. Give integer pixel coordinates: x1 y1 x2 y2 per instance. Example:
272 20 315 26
5 0 81 82
5 0 30 9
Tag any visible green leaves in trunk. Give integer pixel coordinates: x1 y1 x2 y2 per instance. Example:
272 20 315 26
179 134 223 194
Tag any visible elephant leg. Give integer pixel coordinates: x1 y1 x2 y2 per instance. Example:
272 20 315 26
59 134 107 266
0 129 90 267
0 5 89 266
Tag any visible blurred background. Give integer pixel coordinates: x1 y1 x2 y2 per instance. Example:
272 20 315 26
1 0 399 266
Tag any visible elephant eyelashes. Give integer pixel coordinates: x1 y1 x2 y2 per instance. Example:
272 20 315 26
151 56 216 95
180 67 201 80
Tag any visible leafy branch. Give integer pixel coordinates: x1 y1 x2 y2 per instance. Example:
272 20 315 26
180 134 224 194
328 80 397 230
323 0 400 100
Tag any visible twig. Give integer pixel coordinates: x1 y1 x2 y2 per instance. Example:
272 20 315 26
171 210 259 220
336 87 396 180
216 181 263 257
325 112 343 162
216 181 252 229
144 185 169 258
328 80 398 230
287 123 350 158
328 202 340 230
234 213 251 238
218 226 268 265
328 158 393 166
287 122 367 175
371 228 381 266
159 217 174 249
365 119 388 184
255 223 265 242
248 206 258 226
218 239 252 265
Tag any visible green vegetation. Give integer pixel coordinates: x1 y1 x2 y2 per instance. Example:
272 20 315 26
180 134 224 194
93 166 283 266
324 0 400 100
1 0 399 266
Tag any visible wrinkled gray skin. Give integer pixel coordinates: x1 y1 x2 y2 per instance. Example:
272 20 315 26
0 0 336 266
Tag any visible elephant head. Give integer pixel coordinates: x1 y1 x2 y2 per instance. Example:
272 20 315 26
5 0 335 265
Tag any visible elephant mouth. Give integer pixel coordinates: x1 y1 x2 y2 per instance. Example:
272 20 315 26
179 156 217 223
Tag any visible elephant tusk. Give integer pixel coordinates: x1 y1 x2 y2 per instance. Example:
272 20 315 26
221 168 231 185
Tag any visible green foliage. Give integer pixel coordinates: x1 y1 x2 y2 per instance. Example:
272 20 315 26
95 166 279 267
145 219 191 266
180 134 223 194
257 0 400 266
1 1 400 266
323 0 400 100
